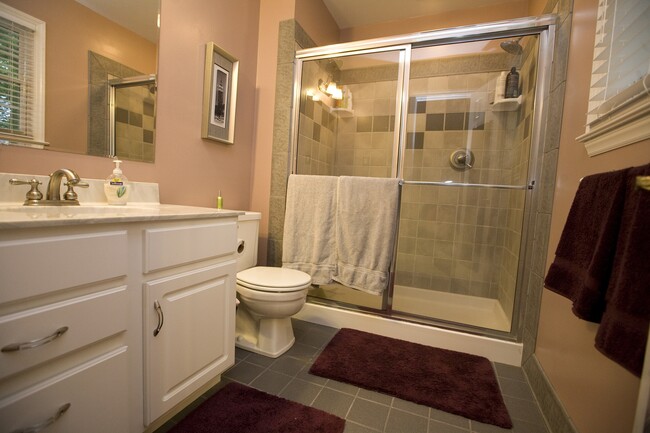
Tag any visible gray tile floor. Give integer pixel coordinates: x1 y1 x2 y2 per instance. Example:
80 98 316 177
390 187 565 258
155 319 550 433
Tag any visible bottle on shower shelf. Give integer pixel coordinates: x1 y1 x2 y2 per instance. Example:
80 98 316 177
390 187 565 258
505 67 520 98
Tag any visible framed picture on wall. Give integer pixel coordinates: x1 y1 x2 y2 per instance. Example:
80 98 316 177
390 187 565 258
202 42 239 144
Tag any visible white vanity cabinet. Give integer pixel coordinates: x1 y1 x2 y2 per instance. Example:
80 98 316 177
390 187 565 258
142 219 238 426
0 226 130 433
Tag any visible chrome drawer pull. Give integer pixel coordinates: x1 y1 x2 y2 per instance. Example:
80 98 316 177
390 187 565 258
12 402 70 433
1 326 69 353
153 300 164 337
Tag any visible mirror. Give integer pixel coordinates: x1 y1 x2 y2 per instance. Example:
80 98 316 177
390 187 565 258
2 0 159 162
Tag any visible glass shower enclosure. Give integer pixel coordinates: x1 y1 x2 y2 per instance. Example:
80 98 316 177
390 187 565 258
289 16 556 339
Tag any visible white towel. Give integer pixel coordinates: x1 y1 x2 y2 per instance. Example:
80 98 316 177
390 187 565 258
333 176 400 295
282 174 338 285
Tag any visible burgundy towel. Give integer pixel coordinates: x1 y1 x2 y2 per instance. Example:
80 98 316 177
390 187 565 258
595 164 650 377
544 167 629 322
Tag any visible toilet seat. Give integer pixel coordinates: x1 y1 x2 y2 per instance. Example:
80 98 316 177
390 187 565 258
236 266 311 293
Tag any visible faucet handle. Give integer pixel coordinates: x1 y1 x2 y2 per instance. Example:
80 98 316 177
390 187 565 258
9 178 43 206
63 180 89 202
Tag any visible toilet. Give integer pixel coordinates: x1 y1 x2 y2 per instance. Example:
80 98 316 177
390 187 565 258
235 212 311 358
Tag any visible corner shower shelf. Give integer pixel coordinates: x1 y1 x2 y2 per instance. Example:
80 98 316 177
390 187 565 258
492 95 522 111
331 108 354 117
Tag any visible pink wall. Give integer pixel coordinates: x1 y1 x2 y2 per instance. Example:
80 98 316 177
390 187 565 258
535 0 649 430
250 0 339 264
0 0 261 211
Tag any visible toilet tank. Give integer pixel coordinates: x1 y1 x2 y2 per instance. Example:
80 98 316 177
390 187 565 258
236 211 261 272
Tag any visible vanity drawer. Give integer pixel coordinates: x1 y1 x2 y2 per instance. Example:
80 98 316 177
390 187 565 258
0 286 127 379
143 220 237 273
0 346 128 433
0 230 127 305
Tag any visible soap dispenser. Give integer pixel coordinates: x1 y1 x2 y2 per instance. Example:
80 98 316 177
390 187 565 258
104 159 129 205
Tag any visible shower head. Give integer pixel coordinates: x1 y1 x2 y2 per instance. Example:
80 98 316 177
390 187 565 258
500 37 523 55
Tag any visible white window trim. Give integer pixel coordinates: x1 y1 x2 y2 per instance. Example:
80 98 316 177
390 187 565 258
577 0 650 157
0 3 47 148
577 78 650 156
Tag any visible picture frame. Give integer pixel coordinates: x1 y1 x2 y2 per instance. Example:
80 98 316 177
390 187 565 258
202 42 239 144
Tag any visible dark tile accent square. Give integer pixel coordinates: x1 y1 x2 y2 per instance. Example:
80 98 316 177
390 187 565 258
426 113 444 131
305 97 314 119
406 132 424 149
445 112 465 130
407 97 427 114
373 115 390 132
143 129 154 144
408 96 418 113
129 112 143 127
467 112 485 130
329 112 336 130
313 123 321 141
321 108 329 130
115 107 129 123
357 116 372 132
143 100 154 116
389 115 396 132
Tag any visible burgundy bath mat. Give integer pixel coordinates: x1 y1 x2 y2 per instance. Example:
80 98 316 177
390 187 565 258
169 382 345 433
310 328 512 429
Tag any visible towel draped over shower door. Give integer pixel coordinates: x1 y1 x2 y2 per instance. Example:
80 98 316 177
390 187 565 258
333 176 400 295
282 174 400 295
282 175 338 285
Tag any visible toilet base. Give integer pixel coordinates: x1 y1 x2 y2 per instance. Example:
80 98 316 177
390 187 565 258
235 312 296 358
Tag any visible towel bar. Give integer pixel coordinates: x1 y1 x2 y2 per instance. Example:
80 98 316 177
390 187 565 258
398 180 533 190
636 176 650 191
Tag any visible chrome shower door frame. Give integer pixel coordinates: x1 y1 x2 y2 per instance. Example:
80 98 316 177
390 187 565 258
289 15 558 341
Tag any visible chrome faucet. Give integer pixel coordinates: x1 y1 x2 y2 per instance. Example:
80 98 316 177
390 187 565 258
46 168 89 205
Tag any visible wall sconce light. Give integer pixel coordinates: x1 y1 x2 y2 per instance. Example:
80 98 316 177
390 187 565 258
318 78 343 100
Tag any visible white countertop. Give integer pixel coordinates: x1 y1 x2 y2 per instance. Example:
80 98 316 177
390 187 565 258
0 203 241 229
0 172 241 229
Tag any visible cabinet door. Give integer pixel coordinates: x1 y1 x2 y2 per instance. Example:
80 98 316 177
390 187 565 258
144 261 236 424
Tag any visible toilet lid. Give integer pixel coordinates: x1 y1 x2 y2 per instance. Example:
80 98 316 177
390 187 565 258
237 267 312 292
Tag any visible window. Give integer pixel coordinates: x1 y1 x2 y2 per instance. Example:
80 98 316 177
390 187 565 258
577 0 650 156
0 3 45 148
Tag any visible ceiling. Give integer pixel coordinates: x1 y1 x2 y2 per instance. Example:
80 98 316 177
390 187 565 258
75 0 159 42
76 0 522 44
322 0 519 29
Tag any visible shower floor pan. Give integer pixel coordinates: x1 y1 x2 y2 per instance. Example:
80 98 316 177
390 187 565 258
392 285 511 332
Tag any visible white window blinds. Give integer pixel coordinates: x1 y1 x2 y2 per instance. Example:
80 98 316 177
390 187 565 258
0 4 45 148
587 0 650 124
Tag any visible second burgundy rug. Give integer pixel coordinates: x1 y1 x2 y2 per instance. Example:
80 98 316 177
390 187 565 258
168 382 345 433
309 328 513 429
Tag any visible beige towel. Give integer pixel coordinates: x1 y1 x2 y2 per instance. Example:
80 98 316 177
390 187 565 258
282 174 337 284
333 176 400 295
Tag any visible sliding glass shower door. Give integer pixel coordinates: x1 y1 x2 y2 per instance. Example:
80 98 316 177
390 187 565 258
290 25 548 336
392 37 539 332
293 48 407 311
